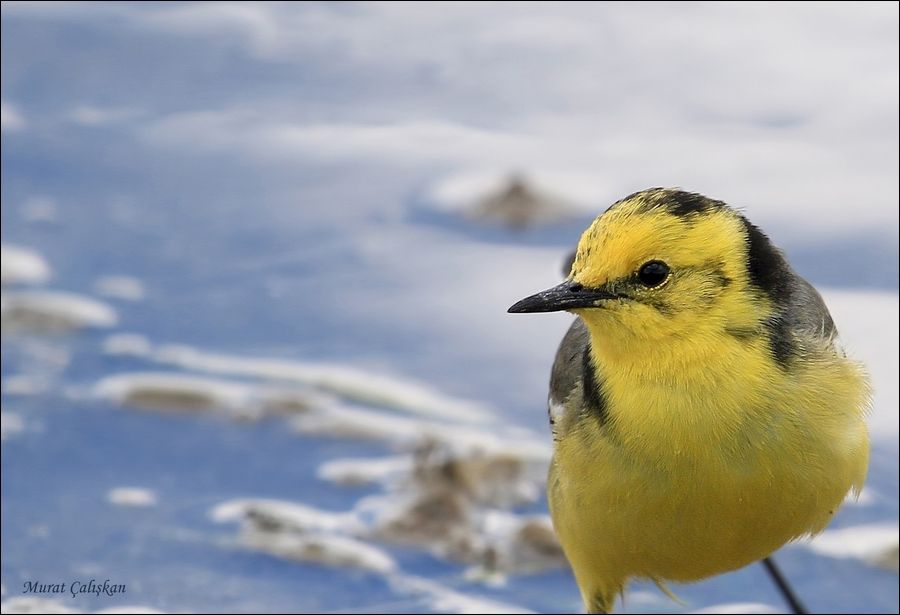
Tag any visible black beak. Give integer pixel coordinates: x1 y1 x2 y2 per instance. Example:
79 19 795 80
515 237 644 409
508 279 619 313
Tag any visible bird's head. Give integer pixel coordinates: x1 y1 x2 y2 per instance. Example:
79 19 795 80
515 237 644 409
509 188 784 353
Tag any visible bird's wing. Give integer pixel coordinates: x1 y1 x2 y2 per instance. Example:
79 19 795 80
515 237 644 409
786 273 838 345
548 318 592 435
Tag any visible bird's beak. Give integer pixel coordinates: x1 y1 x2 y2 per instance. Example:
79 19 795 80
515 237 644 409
508 279 618 313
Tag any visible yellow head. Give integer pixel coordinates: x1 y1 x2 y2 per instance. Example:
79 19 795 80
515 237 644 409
509 188 789 363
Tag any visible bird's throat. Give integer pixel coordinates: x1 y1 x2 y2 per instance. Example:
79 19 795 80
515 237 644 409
581 316 767 387
579 315 782 457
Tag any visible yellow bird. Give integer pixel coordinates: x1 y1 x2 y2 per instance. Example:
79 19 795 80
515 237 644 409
508 188 870 613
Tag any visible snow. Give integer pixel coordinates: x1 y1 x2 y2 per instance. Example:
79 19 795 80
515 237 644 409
211 499 393 574
805 523 900 566
1 412 25 440
1 245 51 286
389 575 536 614
94 372 255 414
317 455 413 486
210 498 359 534
106 487 158 508
153 344 494 424
102 334 152 358
240 531 397 574
1 291 117 332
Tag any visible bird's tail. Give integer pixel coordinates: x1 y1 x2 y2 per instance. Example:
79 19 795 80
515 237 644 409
583 582 623 614
586 578 683 613
651 577 685 606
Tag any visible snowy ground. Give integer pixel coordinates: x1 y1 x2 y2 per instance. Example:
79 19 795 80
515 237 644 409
2 3 897 614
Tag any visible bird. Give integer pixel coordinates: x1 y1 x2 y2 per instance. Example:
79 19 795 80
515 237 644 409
508 188 870 613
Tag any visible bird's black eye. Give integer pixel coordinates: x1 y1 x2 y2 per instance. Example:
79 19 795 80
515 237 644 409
637 260 670 287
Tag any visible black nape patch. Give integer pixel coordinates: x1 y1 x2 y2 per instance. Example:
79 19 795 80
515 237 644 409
581 344 609 425
740 218 797 366
741 217 792 306
764 316 795 367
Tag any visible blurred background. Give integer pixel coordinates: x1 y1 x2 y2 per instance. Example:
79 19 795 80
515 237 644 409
1 2 897 613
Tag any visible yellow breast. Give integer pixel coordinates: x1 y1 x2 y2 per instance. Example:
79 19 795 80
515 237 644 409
548 336 869 612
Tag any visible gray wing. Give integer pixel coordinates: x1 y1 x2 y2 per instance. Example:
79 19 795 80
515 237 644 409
786 274 837 344
549 317 589 408
547 317 612 434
